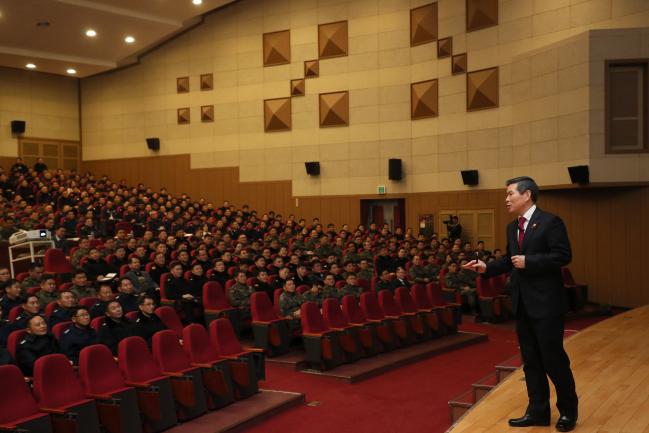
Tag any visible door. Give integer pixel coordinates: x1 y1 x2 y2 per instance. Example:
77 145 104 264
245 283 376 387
438 209 495 249
19 138 80 171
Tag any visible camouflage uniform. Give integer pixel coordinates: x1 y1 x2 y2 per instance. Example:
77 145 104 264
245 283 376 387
340 284 363 298
302 289 324 306
359 250 374 264
409 265 433 283
71 284 96 299
343 252 360 264
20 276 42 291
228 282 254 310
357 268 373 281
71 247 89 268
279 291 303 317
423 263 441 281
444 272 466 291
322 285 341 302
458 269 478 289
375 279 392 292
36 290 58 307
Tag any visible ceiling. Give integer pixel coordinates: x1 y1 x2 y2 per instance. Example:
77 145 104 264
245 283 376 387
0 0 236 78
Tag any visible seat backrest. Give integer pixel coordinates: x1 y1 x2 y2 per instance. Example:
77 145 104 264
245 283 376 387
251 292 278 322
79 296 99 308
296 285 309 294
8 306 23 322
125 311 138 321
335 280 345 289
322 298 349 328
0 365 41 424
395 287 418 313
203 281 230 309
7 329 27 359
90 316 105 332
15 272 29 282
44 248 72 273
209 318 243 356
182 324 220 364
370 276 378 291
154 306 183 338
159 272 171 301
118 336 163 383
52 321 72 339
58 282 73 293
273 288 283 316
33 354 86 408
360 292 385 321
378 289 402 316
79 344 126 395
119 264 129 277
425 282 445 306
358 278 371 292
300 301 329 334
342 295 367 324
152 330 191 373
438 268 448 288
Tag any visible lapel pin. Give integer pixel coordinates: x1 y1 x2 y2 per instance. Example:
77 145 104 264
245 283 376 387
532 224 538 228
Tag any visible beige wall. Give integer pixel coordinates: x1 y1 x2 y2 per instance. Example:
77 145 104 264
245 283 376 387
81 0 649 196
0 67 79 157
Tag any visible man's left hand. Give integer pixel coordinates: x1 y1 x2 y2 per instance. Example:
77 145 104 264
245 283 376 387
511 255 525 269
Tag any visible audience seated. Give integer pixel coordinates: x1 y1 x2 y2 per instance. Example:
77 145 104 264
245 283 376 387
133 295 166 345
16 315 59 376
98 300 134 355
58 306 96 364
48 290 77 327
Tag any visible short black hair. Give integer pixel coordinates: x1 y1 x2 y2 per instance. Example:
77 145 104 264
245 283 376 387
138 295 155 305
506 176 539 202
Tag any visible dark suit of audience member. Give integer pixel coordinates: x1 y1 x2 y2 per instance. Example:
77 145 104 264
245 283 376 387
124 269 159 297
90 300 110 319
59 324 97 364
390 277 411 293
208 270 229 288
16 333 59 376
98 316 134 355
83 257 113 282
49 306 74 327
133 311 167 346
164 274 201 323
375 254 393 275
116 292 138 314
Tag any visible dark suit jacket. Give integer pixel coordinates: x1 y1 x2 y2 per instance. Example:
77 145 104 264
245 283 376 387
485 207 571 319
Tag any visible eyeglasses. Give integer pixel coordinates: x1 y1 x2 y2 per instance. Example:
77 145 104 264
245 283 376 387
75 312 90 318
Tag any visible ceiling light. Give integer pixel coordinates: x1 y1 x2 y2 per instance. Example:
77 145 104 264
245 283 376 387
26 63 36 69
86 29 97 37
124 35 135 44
66 68 77 75
192 0 203 5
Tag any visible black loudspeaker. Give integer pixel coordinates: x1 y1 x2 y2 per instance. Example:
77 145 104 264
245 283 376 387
146 137 160 151
461 169 479 186
568 165 589 184
11 120 26 134
305 161 320 176
388 158 402 181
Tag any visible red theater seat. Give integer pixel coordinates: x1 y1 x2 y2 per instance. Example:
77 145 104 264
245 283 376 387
322 298 363 360
7 329 27 360
426 283 461 331
250 292 291 357
203 281 240 329
154 306 183 339
44 248 73 274
360 292 398 350
0 365 53 433
300 302 345 370
395 286 433 340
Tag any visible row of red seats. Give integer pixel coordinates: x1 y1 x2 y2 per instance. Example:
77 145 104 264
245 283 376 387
1 318 262 433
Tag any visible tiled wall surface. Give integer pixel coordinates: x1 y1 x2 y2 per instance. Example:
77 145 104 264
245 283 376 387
0 68 79 156
80 0 649 196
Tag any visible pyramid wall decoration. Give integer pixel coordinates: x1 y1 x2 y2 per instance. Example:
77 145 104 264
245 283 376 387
201 105 214 123
200 73 213 91
467 0 498 32
437 37 452 58
291 78 305 97
304 60 319 78
177 76 189 93
467 67 499 111
319 91 349 128
411 79 438 119
410 3 438 46
452 53 468 75
264 97 291 132
263 30 290 67
177 107 190 124
318 21 348 59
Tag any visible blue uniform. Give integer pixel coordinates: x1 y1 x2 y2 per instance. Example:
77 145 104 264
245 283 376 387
59 324 97 364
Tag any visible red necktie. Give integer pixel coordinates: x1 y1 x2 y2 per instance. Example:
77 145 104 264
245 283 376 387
517 216 526 249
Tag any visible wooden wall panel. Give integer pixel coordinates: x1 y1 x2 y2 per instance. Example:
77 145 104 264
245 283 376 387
81 155 649 308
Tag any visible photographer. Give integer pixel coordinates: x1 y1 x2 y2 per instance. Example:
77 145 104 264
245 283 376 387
444 215 462 243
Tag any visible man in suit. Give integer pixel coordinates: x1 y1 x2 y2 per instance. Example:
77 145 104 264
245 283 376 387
464 176 577 432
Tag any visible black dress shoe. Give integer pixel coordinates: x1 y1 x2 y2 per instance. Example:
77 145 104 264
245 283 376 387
556 415 577 432
508 414 550 427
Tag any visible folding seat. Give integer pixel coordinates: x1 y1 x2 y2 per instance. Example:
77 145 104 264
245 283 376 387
357 278 371 292
392 287 433 342
203 281 239 330
335 280 346 290
51 321 72 339
300 302 345 370
119 265 129 277
321 299 364 361
33 354 101 433
341 295 383 355
273 288 283 316
118 337 178 432
90 317 105 333
296 285 309 294
27 286 41 296
377 290 416 346
7 329 27 360
250 292 291 357
426 283 461 331
152 331 208 420
154 306 183 339
408 284 445 336
58 282 73 293
7 305 23 322
44 248 73 274
359 292 399 351
15 272 29 282
157 273 173 307
562 268 587 311
476 277 503 322
439 269 463 304
182 324 234 409
209 318 262 399
78 297 99 308
78 345 143 433
124 311 138 321
491 274 513 316
0 365 53 433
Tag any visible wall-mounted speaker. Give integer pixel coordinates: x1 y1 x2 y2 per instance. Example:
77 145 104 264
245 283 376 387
568 165 589 184
146 137 160 151
461 169 479 186
11 120 25 135
305 161 320 176
388 158 402 181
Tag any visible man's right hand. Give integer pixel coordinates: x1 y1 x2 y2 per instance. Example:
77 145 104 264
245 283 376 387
463 259 486 274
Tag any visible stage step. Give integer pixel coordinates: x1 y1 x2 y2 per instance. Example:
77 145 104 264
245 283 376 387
495 354 521 382
448 388 474 422
471 371 498 402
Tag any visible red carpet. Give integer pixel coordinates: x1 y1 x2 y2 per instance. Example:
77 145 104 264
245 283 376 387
244 314 609 433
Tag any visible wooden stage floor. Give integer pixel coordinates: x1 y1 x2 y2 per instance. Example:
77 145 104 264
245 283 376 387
447 305 649 433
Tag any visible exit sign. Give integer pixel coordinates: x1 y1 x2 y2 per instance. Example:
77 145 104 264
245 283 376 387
377 185 386 194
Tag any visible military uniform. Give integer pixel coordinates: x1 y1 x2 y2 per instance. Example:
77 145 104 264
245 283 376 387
424 263 441 281
459 269 478 288
322 285 341 302
16 333 59 376
444 272 466 291
49 306 74 327
20 276 42 291
315 244 335 258
409 265 433 283
279 291 303 317
228 282 254 319
133 311 166 346
0 295 23 315
343 252 360 264
71 247 90 268
358 250 374 264
302 289 324 306
375 279 392 292
59 324 97 364
357 268 373 281
252 279 274 302
71 284 96 300
90 300 110 318
99 317 134 355
340 284 363 298
36 290 58 308
116 292 138 314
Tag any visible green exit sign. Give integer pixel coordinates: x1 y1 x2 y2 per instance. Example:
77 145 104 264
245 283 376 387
377 185 386 194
